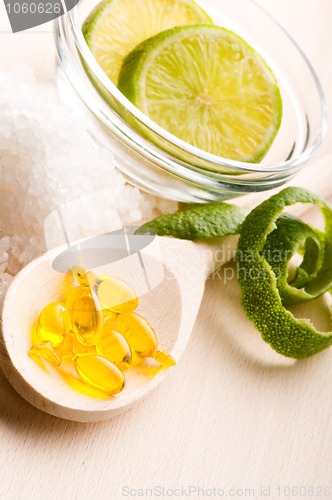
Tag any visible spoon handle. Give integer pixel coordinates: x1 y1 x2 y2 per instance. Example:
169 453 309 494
157 235 239 283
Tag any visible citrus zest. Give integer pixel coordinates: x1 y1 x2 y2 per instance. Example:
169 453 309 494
237 187 332 359
137 202 246 240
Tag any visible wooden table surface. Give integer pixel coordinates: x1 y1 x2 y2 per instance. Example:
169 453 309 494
1 1 332 499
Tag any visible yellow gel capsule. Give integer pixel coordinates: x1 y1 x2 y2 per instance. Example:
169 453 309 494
55 331 89 361
94 276 138 313
54 333 73 361
66 280 103 347
29 342 61 366
151 350 176 367
74 355 125 395
65 286 84 314
103 310 118 325
96 329 132 369
37 302 66 346
72 265 91 288
116 311 157 356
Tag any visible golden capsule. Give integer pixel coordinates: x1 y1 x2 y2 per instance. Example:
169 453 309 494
55 331 90 361
66 268 103 346
72 265 91 288
74 355 125 395
65 286 85 312
94 276 138 313
96 329 132 370
116 311 157 356
29 342 61 366
116 312 176 367
151 350 176 367
37 302 66 346
54 332 73 361
71 294 103 346
103 310 118 325
29 266 174 396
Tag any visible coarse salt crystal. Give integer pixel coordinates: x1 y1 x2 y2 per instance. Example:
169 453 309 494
0 65 176 305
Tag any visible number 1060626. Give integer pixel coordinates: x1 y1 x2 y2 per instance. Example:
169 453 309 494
277 485 330 497
5 2 62 14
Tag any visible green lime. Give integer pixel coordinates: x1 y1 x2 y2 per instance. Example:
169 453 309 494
82 0 212 86
118 25 282 162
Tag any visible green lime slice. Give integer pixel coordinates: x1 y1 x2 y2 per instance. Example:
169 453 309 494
118 25 282 162
82 0 212 86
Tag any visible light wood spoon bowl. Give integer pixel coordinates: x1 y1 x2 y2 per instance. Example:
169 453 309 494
0 235 237 422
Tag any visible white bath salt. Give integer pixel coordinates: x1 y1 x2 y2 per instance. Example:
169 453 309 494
0 64 176 303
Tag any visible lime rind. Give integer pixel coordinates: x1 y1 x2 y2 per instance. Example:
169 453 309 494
140 187 332 359
137 202 246 240
262 212 328 304
237 187 332 359
82 0 109 44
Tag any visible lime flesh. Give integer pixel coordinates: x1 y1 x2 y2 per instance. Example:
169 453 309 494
118 25 282 162
82 0 212 85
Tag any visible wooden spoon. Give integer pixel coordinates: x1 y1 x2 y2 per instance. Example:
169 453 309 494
0 234 237 422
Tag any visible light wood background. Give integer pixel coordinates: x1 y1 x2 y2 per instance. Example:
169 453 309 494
1 1 332 499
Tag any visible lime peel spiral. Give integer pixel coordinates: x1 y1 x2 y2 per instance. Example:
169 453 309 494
138 187 332 359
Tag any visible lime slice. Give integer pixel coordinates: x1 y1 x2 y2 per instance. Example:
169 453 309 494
82 0 212 85
118 25 282 162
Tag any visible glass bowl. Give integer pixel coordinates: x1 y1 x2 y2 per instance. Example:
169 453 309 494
54 0 328 203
